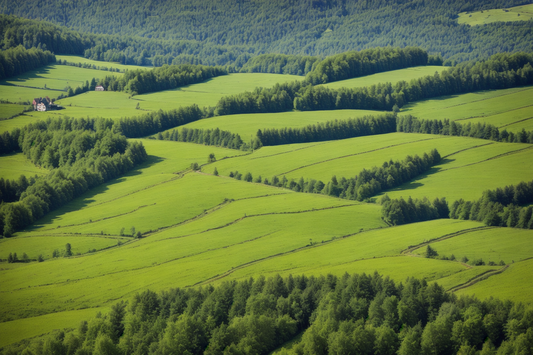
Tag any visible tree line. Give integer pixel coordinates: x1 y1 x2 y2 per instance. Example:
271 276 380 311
155 127 246 150
450 180 533 229
3 272 531 354
0 45 55 79
227 150 441 202
257 114 397 146
0 117 147 237
397 115 533 144
380 196 450 226
0 175 35 204
213 52 533 116
306 47 429 85
99 64 227 95
240 53 322 76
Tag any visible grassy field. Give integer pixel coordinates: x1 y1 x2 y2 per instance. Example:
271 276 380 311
458 4 533 26
0 103 30 120
176 109 383 139
321 66 447 90
402 85 533 133
55 55 150 72
0 153 48 180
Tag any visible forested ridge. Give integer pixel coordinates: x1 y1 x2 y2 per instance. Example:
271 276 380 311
2 273 532 354
0 117 147 237
2 0 533 67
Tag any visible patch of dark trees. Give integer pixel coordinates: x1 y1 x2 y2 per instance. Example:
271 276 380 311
239 53 322 76
450 180 533 229
306 47 429 84
4 272 532 355
0 45 55 80
397 115 533 144
381 196 450 226
214 52 533 116
155 127 246 151
99 64 227 95
257 114 397 146
0 117 147 237
228 150 441 202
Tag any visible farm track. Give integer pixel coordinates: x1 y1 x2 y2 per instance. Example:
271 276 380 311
250 142 327 160
442 142 495 159
499 115 533 128
428 86 532 111
447 265 509 293
440 146 533 172
276 137 437 176
454 103 533 122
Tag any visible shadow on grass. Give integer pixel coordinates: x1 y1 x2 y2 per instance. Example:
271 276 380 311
22 155 165 232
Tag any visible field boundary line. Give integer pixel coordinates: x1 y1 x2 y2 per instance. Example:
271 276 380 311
250 142 328 160
454 104 533 122
276 137 437 176
440 146 533 172
499 115 533 128
442 142 495 158
447 265 509 293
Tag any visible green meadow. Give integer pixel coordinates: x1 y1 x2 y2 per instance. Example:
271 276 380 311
458 4 533 26
322 66 447 90
1 60 533 347
55 55 150 71
0 152 48 180
401 85 533 132
177 109 382 138
0 103 30 119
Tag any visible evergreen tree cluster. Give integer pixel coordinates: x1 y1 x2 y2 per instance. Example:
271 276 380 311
0 175 35 204
4 273 532 355
0 128 21 155
228 150 441 202
240 53 322 75
99 64 227 95
0 45 55 79
381 196 450 226
0 118 147 238
397 115 533 144
258 114 397 146
306 47 429 84
450 180 533 229
2 0 533 67
214 52 533 116
114 105 205 138
157 127 245 150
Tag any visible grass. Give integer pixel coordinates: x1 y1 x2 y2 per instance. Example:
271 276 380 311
402 86 533 133
458 4 533 26
0 307 108 348
0 103 31 120
56 55 150 72
321 66 447 90
411 227 533 265
176 109 383 139
0 152 48 180
455 258 533 304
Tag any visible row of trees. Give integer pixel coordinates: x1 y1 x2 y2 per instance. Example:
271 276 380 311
99 64 227 95
450 180 533 229
4 272 531 354
381 196 450 226
397 115 533 144
0 117 147 237
227 150 441 202
240 53 321 76
0 175 35 203
156 127 246 150
0 45 55 79
213 52 533 116
306 47 429 84
257 114 397 146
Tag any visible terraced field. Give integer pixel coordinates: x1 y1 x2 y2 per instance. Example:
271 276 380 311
402 86 533 133
1 60 532 347
458 4 533 26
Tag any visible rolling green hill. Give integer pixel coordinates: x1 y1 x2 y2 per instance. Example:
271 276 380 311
458 4 533 26
0 54 532 350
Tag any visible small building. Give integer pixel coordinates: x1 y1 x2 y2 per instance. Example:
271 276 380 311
32 97 63 111
95 85 105 91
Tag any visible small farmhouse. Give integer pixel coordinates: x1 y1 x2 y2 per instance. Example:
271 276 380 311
32 97 62 111
95 85 105 91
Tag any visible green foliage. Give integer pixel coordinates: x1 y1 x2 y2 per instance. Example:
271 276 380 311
0 45 55 80
159 126 245 150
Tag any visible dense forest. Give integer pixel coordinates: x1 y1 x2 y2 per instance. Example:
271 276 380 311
0 45 55 79
155 127 246 151
0 117 147 237
2 273 531 354
450 180 533 229
2 0 533 67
